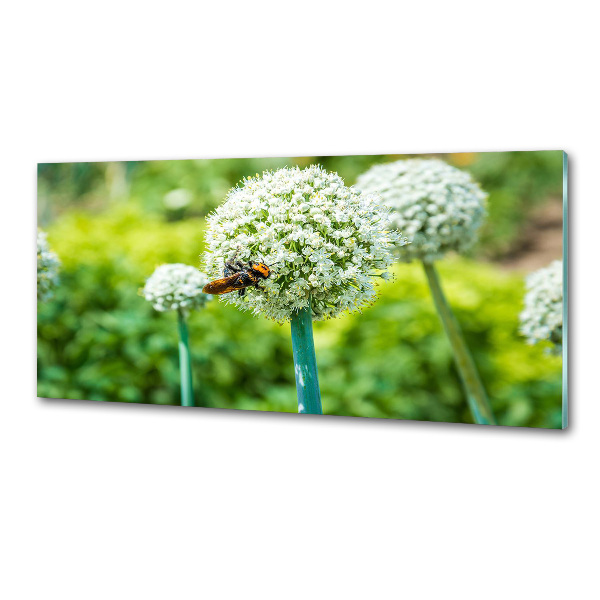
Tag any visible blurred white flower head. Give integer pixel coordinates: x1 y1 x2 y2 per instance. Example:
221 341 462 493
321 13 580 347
355 158 487 263
143 264 211 314
163 188 193 210
203 165 406 323
37 229 60 302
519 260 563 353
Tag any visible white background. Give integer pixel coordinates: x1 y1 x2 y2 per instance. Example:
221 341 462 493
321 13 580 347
1 2 598 599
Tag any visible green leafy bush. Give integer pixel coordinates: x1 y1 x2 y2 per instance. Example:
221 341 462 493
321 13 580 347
466 150 563 258
37 206 562 428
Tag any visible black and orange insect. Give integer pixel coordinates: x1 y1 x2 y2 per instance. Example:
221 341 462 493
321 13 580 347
203 255 272 297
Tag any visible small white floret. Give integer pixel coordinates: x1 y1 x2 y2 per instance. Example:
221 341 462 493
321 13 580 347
519 260 563 352
144 263 211 314
37 229 61 302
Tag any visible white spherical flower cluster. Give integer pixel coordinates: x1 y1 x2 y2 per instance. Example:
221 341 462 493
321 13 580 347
520 260 563 352
203 165 405 323
144 264 211 314
163 188 193 211
37 229 60 302
355 158 487 263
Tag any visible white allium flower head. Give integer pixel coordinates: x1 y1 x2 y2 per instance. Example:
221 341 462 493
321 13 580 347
203 165 406 323
163 188 193 210
144 264 211 314
37 229 60 302
355 158 488 263
520 260 563 353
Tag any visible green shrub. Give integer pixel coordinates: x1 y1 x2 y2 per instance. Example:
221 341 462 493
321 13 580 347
37 206 562 427
468 150 563 258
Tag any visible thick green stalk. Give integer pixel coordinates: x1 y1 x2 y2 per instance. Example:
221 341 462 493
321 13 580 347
422 261 496 425
290 303 323 414
177 309 194 407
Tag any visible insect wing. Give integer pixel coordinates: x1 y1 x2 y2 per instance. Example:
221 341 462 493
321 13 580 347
203 274 246 295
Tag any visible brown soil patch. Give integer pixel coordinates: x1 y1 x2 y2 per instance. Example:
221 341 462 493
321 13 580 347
498 198 563 272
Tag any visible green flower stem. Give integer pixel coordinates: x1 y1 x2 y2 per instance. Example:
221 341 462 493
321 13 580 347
177 309 194 407
422 261 496 425
290 302 323 414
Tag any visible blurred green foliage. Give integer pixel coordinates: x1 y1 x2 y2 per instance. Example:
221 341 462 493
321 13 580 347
38 151 563 259
467 150 563 257
37 207 562 427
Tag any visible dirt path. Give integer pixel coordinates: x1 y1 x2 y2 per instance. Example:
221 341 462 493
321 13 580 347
498 198 563 272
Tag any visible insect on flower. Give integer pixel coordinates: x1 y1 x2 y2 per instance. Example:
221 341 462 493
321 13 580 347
202 252 274 297
203 165 406 322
